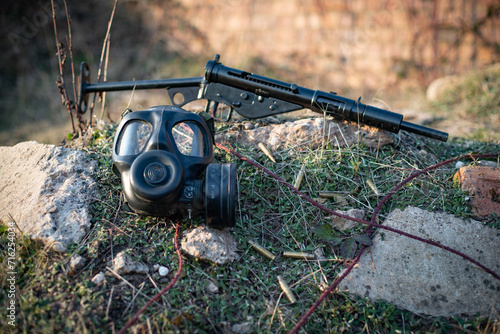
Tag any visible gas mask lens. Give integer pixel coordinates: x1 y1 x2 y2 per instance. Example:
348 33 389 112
116 121 153 156
172 122 206 157
112 106 236 228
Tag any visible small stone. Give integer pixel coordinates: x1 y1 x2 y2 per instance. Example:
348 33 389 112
111 251 149 275
426 75 460 101
231 322 252 334
91 272 105 286
205 280 219 293
243 122 255 130
181 225 239 264
158 266 169 277
46 205 57 213
326 209 365 231
455 161 465 168
70 254 86 271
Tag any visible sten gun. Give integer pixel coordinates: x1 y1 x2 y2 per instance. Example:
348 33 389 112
78 54 448 142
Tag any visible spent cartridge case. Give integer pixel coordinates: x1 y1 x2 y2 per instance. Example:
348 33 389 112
277 275 297 304
294 165 306 190
282 251 315 260
248 240 276 261
258 142 276 163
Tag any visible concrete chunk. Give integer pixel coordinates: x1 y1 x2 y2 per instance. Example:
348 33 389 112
340 206 500 318
0 141 98 251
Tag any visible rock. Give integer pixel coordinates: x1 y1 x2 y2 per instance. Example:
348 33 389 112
205 279 219 293
91 272 106 286
340 206 500 318
158 266 169 277
426 75 460 102
231 322 252 334
326 209 365 231
215 117 394 151
110 251 149 275
243 122 255 130
181 225 239 264
0 141 98 252
453 166 500 219
475 160 500 168
70 254 86 271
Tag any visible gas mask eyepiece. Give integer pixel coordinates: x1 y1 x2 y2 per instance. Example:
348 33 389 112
112 105 236 228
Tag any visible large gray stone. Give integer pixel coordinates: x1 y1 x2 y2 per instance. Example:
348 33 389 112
340 206 500 318
0 141 98 251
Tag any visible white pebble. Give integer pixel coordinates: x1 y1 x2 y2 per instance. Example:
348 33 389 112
158 266 169 276
455 161 465 168
91 272 105 286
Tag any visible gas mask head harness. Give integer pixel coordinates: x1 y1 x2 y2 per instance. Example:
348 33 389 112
112 105 236 228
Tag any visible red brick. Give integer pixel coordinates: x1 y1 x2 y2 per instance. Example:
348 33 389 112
453 166 500 219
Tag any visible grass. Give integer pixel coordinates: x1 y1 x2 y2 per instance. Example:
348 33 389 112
1 117 499 333
428 63 500 142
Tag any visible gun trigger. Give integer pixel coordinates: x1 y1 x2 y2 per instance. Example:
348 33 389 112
217 93 241 108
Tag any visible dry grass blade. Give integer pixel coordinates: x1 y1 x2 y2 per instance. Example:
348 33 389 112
90 0 118 121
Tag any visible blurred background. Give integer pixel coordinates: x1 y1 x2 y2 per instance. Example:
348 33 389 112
1 0 499 146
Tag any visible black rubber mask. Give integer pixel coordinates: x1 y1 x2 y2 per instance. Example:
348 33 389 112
112 105 236 228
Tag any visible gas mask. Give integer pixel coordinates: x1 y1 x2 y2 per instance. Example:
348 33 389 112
112 105 236 228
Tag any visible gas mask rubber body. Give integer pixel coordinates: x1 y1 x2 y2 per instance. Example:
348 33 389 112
112 105 236 228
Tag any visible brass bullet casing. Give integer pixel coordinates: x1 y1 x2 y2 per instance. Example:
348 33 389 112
318 191 336 198
248 240 276 261
282 251 315 260
277 275 297 304
258 142 277 163
366 179 381 196
294 165 306 190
